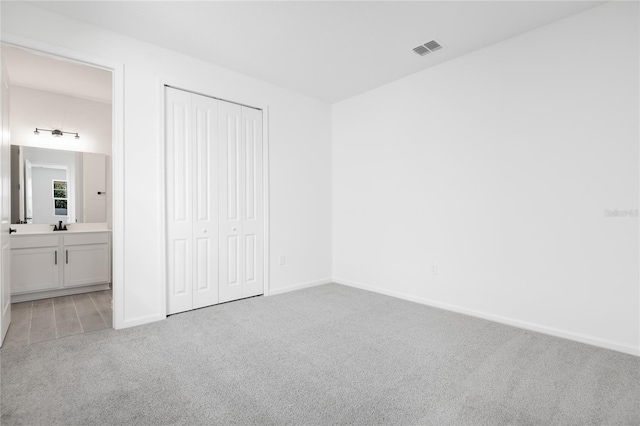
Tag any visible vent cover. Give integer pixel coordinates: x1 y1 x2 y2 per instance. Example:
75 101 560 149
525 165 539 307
413 40 443 56
412 45 430 56
424 40 442 52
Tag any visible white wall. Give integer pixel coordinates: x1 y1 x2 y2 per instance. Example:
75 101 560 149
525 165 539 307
9 86 111 156
1 2 333 327
333 2 639 355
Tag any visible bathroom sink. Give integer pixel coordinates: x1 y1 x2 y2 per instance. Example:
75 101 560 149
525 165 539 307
10 223 110 235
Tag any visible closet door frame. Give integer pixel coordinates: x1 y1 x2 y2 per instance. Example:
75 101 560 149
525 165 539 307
159 83 270 318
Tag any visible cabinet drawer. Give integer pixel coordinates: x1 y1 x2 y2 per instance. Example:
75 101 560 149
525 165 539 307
63 233 110 246
11 235 59 249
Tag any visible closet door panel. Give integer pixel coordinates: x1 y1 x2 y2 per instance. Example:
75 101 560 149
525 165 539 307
241 107 263 298
218 101 243 303
166 88 194 315
194 236 214 308
192 95 219 309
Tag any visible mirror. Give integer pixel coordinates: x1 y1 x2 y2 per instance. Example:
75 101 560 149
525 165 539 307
11 145 109 224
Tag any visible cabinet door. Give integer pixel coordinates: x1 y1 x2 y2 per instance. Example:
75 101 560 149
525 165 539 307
63 244 109 288
11 247 60 294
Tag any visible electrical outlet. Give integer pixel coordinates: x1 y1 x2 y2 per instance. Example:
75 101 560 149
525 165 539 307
279 255 286 266
430 264 438 276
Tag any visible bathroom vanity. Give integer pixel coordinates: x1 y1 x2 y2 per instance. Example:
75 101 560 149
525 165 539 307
10 226 111 302
8 145 112 303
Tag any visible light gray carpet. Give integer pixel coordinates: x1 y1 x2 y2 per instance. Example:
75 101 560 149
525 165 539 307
1 283 639 425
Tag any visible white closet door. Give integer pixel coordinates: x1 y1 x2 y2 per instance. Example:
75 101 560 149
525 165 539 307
191 94 219 309
166 88 194 315
219 101 263 303
218 101 243 303
240 107 263 298
167 88 220 314
168 88 263 312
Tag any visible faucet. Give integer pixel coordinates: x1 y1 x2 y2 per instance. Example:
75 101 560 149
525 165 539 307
53 221 68 231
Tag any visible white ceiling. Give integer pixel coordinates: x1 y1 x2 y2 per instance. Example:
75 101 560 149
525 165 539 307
1 44 112 103
29 1 604 103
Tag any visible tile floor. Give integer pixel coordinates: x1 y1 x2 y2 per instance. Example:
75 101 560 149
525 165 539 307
3 289 112 348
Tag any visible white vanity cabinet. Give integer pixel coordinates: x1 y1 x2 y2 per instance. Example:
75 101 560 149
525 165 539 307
11 231 111 302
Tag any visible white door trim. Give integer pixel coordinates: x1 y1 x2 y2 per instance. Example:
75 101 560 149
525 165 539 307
159 82 271 318
1 32 126 329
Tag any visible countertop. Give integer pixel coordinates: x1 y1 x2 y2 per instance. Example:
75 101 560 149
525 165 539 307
10 223 111 236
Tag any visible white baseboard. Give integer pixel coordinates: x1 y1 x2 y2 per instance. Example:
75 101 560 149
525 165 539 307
268 278 332 296
333 277 640 357
11 283 111 303
116 313 166 330
115 279 332 329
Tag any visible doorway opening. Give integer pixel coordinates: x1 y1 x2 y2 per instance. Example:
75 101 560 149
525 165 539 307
0 42 119 346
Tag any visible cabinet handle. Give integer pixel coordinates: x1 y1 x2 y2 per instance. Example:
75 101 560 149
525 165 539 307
66 250 68 264
55 251 57 265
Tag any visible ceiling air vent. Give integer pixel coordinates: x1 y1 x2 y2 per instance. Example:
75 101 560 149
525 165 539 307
413 45 430 56
413 40 443 56
424 40 442 52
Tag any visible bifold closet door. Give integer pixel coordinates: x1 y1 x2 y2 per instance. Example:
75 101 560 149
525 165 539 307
166 88 219 315
218 101 264 303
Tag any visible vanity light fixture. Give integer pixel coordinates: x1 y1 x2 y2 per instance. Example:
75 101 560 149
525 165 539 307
34 128 80 140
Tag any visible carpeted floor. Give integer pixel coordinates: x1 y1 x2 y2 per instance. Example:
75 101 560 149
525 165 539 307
1 283 639 425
